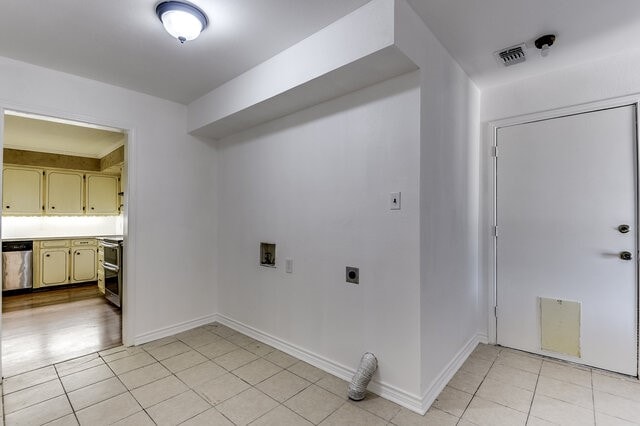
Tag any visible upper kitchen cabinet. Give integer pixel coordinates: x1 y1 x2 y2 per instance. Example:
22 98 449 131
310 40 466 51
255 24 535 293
46 170 84 215
2 166 43 215
86 174 119 215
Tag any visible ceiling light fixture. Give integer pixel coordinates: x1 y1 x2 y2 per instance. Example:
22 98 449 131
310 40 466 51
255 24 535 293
156 1 208 44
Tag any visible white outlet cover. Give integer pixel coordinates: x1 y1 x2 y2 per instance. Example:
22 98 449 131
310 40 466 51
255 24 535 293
285 258 293 273
390 192 401 210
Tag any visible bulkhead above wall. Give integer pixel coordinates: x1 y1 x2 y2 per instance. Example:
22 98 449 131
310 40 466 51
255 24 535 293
187 0 419 140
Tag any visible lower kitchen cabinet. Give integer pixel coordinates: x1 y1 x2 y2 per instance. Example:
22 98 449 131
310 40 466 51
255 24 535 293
35 239 98 288
40 247 69 286
72 247 97 282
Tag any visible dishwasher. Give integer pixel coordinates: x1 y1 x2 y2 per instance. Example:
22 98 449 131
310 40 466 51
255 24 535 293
2 241 33 291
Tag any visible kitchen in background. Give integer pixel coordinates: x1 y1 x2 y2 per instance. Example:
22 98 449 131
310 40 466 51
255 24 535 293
1 111 126 376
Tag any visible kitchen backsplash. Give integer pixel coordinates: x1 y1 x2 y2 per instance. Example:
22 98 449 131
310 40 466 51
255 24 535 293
2 215 123 239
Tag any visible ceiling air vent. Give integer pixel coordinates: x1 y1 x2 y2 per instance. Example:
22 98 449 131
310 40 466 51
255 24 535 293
494 44 527 67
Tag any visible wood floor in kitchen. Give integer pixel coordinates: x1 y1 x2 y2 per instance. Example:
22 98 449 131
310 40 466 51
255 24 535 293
2 284 121 377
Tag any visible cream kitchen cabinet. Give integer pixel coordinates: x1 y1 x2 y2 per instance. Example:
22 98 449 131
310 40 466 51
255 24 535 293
46 171 84 215
3 166 121 217
35 239 98 288
2 166 43 215
86 174 119 215
39 240 71 287
71 239 97 283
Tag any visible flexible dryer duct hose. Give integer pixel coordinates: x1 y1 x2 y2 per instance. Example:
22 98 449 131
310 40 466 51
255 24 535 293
348 352 378 401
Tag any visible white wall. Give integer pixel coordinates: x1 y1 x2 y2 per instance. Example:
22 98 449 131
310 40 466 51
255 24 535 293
2 215 122 239
209 0 482 412
216 71 422 397
482 51 640 122
393 0 482 406
0 56 218 344
479 50 640 339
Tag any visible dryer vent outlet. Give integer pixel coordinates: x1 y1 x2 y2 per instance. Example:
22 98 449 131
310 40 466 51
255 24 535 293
494 43 527 67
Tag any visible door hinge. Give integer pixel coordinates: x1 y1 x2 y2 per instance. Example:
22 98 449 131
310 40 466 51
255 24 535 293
493 226 499 237
43 171 45 176
492 146 498 157
494 306 498 318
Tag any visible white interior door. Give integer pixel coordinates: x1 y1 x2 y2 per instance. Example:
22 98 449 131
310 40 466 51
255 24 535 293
496 105 638 375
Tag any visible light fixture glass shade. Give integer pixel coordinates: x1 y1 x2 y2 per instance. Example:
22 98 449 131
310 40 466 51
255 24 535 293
156 1 208 43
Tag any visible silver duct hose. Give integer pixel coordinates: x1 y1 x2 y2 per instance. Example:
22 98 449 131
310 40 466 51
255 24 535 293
348 352 378 401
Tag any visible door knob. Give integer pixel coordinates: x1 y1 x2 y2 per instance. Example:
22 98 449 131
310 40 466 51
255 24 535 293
618 224 630 234
620 251 633 260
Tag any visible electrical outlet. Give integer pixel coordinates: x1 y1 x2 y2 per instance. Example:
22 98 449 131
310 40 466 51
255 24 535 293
285 258 293 274
390 192 401 210
346 266 359 284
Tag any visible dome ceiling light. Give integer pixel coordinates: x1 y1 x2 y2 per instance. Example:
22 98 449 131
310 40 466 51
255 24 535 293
156 1 208 44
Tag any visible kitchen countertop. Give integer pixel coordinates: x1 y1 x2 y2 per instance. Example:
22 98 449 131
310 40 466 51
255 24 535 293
2 235 124 242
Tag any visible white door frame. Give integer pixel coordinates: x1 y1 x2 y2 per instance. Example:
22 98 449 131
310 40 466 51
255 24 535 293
0 102 138 378
485 95 640 375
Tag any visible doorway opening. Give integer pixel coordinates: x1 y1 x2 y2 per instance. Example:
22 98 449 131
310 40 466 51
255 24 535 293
1 110 128 377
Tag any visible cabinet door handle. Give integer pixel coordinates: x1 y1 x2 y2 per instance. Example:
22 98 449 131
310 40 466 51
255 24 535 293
91 207 95 210
5 205 9 209
76 252 81 255
51 206 55 209
46 254 50 257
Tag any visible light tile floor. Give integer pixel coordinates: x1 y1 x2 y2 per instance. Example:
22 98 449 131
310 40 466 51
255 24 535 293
2 323 640 425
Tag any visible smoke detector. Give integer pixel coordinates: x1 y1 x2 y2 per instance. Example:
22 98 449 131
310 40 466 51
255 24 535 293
494 43 527 67
535 34 557 57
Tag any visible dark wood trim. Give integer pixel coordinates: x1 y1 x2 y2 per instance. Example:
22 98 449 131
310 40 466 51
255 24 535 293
3 148 101 171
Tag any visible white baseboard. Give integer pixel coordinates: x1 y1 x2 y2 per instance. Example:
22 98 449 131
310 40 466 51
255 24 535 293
134 313 218 345
215 313 425 413
477 333 489 344
419 332 484 413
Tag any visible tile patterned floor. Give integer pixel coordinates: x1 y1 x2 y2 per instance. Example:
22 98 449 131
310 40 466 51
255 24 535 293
2 323 640 425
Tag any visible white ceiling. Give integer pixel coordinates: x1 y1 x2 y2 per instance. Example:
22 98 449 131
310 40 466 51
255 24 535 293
407 0 640 89
1 1 639 103
0 0 369 105
4 114 125 158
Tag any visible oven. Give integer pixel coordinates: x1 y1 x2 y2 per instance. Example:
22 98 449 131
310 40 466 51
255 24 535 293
99 238 122 307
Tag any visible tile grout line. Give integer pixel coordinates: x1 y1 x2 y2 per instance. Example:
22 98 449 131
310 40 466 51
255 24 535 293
97 348 149 424
125 333 270 423
4 326 547 426
590 368 596 425
146 330 264 424
53 361 81 426
523 358 543 425
114 345 199 423
455 345 502 425
178 327 392 425
1 377 68 419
